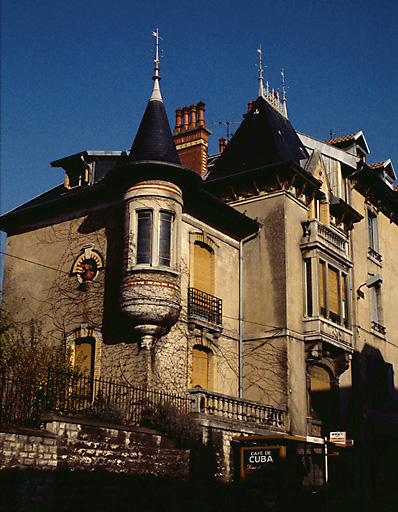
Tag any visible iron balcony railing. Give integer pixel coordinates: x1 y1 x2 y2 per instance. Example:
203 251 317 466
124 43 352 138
188 287 222 325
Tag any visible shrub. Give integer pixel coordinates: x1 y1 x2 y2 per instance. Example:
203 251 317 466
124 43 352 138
141 401 201 448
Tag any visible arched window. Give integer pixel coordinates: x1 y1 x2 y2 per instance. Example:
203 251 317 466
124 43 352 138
75 337 95 376
310 365 336 432
192 344 215 390
193 241 214 295
66 325 102 381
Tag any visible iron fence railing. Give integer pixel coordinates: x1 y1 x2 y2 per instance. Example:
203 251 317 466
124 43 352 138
188 287 222 325
0 371 188 429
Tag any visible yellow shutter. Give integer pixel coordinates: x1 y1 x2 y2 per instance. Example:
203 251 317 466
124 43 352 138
319 261 326 316
75 340 93 376
192 346 209 389
193 242 213 294
328 266 339 317
311 366 331 393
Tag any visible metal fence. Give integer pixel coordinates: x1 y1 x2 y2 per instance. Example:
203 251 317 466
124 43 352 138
0 371 189 429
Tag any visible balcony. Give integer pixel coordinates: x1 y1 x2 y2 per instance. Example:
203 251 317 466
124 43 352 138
301 219 349 262
188 287 222 326
188 388 286 430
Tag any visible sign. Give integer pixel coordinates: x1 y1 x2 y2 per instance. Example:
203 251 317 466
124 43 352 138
306 436 325 445
241 446 282 478
330 431 346 445
240 446 283 510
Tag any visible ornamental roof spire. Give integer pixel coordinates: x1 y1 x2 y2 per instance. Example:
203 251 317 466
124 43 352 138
150 28 163 102
257 46 266 98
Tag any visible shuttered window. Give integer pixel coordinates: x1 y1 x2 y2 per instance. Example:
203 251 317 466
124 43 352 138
75 337 94 376
319 261 326 317
192 345 210 389
193 242 214 295
328 266 339 321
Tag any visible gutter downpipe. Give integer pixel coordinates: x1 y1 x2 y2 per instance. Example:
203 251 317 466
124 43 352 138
239 225 261 398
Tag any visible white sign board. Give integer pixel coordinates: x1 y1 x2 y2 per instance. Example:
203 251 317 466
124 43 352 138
330 431 346 444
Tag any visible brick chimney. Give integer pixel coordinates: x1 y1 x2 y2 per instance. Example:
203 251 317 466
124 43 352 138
173 101 211 176
219 138 227 153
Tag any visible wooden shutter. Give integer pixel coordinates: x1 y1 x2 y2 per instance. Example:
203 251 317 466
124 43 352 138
75 338 94 376
193 242 213 294
311 366 331 393
192 346 209 389
319 261 326 316
328 266 339 317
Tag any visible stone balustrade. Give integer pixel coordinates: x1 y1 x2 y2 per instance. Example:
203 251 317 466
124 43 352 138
188 388 286 430
301 219 348 256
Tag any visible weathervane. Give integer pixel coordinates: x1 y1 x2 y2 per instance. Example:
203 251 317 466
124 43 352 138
150 29 163 101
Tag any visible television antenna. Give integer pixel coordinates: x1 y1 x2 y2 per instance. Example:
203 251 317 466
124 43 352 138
213 121 240 141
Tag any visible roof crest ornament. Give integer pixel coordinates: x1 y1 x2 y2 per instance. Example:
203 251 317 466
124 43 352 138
254 46 288 119
256 46 266 98
150 28 163 102
281 69 288 119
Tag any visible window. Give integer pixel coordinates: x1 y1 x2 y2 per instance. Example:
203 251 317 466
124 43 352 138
318 259 349 327
193 241 214 295
135 209 174 267
370 284 385 334
75 337 95 377
367 209 382 262
304 258 313 316
159 211 173 267
191 344 215 390
136 210 153 264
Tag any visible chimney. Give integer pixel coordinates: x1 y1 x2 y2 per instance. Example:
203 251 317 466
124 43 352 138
219 138 227 153
174 108 182 133
196 101 206 127
243 101 255 119
182 106 190 130
189 104 197 128
173 100 211 176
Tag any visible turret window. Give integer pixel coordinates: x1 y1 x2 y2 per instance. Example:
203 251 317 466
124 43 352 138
159 211 173 267
135 209 174 268
136 210 153 265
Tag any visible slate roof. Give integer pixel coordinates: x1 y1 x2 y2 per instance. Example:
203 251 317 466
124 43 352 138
127 97 181 165
205 96 308 182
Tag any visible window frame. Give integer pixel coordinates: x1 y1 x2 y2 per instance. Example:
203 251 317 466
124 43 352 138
134 208 175 269
316 257 350 328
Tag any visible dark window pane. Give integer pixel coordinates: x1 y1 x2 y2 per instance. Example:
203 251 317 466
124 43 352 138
137 210 152 264
159 211 173 266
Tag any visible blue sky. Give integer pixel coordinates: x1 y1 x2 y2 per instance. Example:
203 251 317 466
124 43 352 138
1 0 397 217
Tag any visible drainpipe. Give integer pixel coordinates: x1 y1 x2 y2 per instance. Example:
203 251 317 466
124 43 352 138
239 225 261 398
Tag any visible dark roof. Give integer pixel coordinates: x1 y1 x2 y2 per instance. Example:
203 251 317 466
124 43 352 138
127 98 181 165
206 96 308 182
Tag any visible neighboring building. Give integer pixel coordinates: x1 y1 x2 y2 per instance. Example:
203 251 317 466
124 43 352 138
1 45 397 509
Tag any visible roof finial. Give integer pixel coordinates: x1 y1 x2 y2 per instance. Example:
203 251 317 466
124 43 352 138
256 46 266 98
281 69 288 118
150 29 163 102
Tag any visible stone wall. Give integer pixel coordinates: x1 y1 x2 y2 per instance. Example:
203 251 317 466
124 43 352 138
0 427 57 471
0 415 245 512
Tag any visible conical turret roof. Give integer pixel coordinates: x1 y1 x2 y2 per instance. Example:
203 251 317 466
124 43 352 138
206 95 308 181
127 93 181 165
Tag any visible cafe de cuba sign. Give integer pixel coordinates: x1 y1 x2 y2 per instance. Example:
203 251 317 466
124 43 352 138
240 446 284 479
